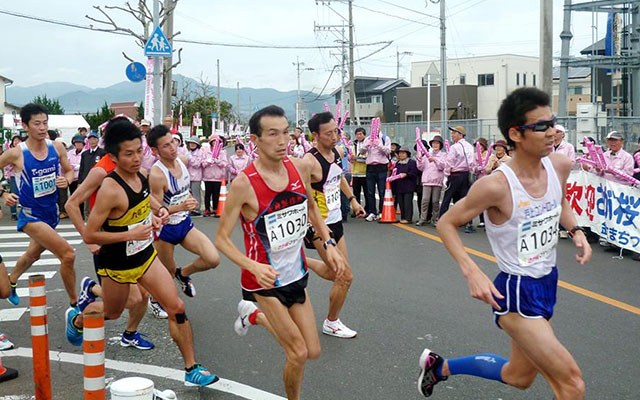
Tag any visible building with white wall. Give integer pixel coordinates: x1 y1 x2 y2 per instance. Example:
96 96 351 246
411 54 540 120
0 75 20 115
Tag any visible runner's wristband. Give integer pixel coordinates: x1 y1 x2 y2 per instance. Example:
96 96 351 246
569 226 585 237
0 188 5 197
348 196 355 202
159 206 169 214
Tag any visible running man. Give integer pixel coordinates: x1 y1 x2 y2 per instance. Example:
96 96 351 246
418 87 591 399
81 118 217 386
303 111 365 338
0 103 77 308
215 105 345 400
147 124 220 297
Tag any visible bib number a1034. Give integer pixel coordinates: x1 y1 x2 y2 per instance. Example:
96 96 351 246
517 206 561 266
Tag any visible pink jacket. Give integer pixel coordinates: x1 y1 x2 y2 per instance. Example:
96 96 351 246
416 150 446 187
229 154 252 180
141 136 157 172
187 148 204 181
602 148 634 185
202 146 229 181
554 140 576 166
3 164 14 180
67 148 84 181
360 135 391 165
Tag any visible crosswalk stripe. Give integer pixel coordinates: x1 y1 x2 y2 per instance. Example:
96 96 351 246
0 224 77 231
0 239 83 249
6 259 60 268
0 231 80 240
1 250 54 258
0 307 27 322
18 271 57 280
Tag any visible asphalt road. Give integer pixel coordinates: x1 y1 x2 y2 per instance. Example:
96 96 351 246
0 213 638 399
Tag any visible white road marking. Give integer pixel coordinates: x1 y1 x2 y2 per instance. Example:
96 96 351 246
17 271 57 280
1 347 286 400
6 259 60 268
1 250 53 258
0 231 80 240
0 224 77 231
0 239 83 248
0 308 27 322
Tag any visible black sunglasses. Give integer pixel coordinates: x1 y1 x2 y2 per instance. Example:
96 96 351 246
512 116 557 133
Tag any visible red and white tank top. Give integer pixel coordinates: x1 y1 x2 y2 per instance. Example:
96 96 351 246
240 157 309 291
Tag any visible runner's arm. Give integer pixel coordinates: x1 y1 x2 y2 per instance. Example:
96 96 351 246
0 146 18 170
65 167 107 236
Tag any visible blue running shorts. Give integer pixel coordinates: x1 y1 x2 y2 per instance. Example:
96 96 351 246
17 207 59 232
492 267 558 328
157 217 194 245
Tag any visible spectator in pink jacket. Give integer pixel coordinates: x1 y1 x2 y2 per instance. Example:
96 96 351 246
67 135 85 214
185 136 204 216
202 136 229 216
140 119 157 172
599 131 634 185
229 143 252 181
553 125 576 166
416 135 446 226
473 137 489 227
4 135 23 220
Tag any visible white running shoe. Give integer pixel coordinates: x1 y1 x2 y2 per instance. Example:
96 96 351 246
0 332 14 350
322 319 357 338
234 300 258 336
149 298 168 319
365 213 375 222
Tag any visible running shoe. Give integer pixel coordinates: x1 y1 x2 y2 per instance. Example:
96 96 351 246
203 210 211 217
65 307 83 346
120 331 154 350
7 282 19 306
234 300 258 336
175 267 196 297
464 225 476 234
78 277 97 312
559 230 569 239
477 222 486 228
322 319 357 338
0 333 14 350
149 298 168 319
365 213 376 222
417 348 447 397
184 364 219 387
416 220 426 226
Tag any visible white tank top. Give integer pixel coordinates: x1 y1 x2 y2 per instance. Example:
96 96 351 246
484 157 562 278
154 158 191 225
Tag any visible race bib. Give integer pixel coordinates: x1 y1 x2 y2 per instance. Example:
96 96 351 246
265 200 308 253
517 206 561 266
324 184 341 211
126 215 154 256
32 172 56 198
168 190 190 224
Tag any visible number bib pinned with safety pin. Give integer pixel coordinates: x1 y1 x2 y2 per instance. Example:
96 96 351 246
265 200 308 253
517 205 561 266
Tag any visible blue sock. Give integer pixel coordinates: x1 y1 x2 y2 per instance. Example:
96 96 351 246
446 353 508 384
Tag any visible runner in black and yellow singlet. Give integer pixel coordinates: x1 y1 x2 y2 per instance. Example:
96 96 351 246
97 171 157 284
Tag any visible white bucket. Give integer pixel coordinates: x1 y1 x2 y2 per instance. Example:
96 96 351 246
110 377 155 400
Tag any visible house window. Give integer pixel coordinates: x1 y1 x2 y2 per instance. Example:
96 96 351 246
569 86 583 95
516 73 520 85
459 74 466 85
406 111 423 122
533 74 536 87
393 96 397 105
478 73 494 86
371 95 382 103
523 73 527 86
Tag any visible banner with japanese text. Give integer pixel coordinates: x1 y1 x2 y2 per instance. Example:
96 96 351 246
566 170 640 252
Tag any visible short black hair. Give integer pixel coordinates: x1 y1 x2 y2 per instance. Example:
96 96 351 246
497 87 551 148
47 130 58 141
295 127 303 132
249 105 287 137
308 111 334 135
147 124 171 148
235 143 245 151
355 127 366 135
104 117 142 157
20 103 49 125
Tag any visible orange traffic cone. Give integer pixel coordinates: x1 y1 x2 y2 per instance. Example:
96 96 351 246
378 180 397 223
0 353 19 383
215 179 228 217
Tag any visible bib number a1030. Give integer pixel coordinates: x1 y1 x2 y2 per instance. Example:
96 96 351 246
32 172 56 198
265 200 308 253
517 206 561 266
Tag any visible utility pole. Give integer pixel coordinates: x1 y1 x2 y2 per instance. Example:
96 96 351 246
152 0 162 125
396 48 412 80
558 0 572 118
348 0 357 125
162 0 174 119
293 57 313 126
540 0 553 96
236 81 240 123
216 59 220 132
440 0 447 134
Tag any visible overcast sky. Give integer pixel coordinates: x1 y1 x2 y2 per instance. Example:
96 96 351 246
0 0 609 94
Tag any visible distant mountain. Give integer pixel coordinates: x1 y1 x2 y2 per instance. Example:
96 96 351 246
6 74 333 121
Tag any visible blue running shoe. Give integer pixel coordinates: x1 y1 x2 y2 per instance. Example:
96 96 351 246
65 307 83 346
184 364 219 387
120 331 154 350
7 282 19 306
78 277 97 312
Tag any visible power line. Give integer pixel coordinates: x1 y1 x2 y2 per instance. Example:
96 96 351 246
350 3 439 27
0 8 391 50
372 0 440 20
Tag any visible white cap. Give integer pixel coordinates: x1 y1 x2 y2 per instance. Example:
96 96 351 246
555 124 566 134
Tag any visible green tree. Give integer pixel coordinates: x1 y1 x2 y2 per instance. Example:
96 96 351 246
84 102 115 131
137 101 144 120
32 94 65 114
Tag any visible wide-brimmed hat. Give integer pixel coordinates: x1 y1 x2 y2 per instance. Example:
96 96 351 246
72 134 85 144
429 135 444 148
185 136 201 147
474 137 488 150
140 119 151 126
414 139 430 152
494 139 508 150
397 147 412 157
448 125 466 135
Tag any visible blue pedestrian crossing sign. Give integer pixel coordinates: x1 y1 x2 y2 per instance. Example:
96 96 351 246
144 25 172 57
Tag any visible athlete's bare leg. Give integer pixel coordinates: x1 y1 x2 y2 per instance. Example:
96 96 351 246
83 278 130 321
254 292 321 400
12 223 77 303
309 236 353 320
76 282 147 332
154 240 177 276
0 262 11 299
179 228 220 276
138 258 196 368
